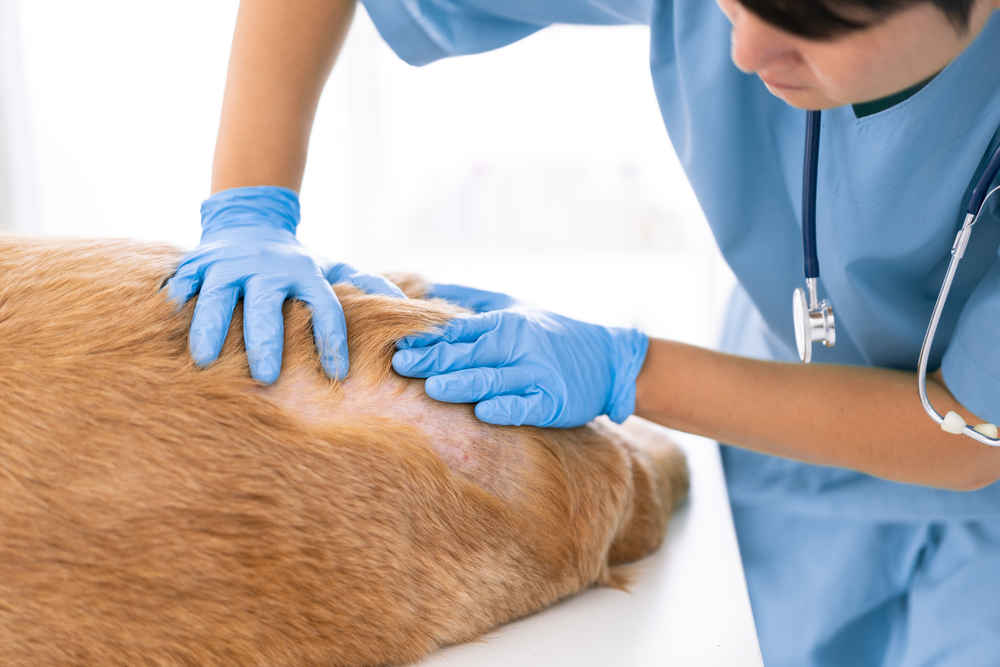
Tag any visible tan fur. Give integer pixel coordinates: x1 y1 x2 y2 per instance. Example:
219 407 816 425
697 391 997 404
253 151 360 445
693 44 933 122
0 236 689 666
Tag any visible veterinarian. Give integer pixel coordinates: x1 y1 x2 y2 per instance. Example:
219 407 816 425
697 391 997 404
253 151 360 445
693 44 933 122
165 1 1000 664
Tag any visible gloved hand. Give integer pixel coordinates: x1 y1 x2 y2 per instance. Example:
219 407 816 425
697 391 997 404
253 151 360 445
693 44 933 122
391 308 649 427
426 283 519 313
164 185 404 384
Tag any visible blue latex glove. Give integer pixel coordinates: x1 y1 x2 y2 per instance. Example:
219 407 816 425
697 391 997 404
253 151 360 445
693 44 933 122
165 186 403 384
426 283 519 313
391 308 649 427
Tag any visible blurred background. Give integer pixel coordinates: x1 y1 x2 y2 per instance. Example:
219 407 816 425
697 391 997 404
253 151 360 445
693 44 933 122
0 0 734 347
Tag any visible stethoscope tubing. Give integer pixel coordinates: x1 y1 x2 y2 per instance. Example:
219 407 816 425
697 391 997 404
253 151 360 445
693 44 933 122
917 183 1000 445
968 134 1000 214
802 110 821 280
800 110 1000 445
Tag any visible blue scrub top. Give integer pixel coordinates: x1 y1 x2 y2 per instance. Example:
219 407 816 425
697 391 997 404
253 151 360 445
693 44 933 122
361 0 1000 519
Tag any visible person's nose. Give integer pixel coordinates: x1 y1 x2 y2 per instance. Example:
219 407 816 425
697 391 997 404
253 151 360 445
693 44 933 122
728 6 798 74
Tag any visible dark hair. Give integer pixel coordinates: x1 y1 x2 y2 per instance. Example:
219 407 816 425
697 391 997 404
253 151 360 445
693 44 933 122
736 0 976 38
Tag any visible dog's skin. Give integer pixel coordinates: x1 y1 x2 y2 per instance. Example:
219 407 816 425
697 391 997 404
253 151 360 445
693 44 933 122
0 236 688 666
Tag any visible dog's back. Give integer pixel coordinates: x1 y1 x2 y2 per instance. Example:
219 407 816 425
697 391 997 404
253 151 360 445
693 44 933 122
0 236 686 666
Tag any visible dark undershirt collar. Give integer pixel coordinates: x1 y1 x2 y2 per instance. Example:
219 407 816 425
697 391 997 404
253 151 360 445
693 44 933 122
852 76 935 118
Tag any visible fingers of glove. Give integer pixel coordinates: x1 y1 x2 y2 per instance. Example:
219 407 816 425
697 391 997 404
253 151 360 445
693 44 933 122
189 283 241 367
324 262 405 299
474 393 557 427
163 252 213 306
163 243 237 307
424 366 535 403
242 279 288 384
392 339 508 378
293 278 350 381
428 283 516 313
396 312 501 350
164 270 202 308
322 262 357 285
345 272 406 298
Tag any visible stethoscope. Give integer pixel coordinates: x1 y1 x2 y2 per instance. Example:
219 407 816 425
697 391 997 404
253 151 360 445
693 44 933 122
793 109 1000 445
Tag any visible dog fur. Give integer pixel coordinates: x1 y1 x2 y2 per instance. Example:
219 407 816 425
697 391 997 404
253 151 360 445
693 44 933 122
0 236 688 666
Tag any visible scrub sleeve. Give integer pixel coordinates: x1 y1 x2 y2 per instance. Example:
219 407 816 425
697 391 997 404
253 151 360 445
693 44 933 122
360 0 647 67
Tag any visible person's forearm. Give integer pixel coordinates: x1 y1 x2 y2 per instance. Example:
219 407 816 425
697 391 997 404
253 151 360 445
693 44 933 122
634 338 1000 491
211 0 356 193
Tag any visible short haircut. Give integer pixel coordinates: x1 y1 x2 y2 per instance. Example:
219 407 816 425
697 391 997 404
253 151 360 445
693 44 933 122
736 0 976 38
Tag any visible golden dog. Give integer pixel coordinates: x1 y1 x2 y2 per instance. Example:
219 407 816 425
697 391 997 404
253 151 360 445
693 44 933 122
0 236 688 666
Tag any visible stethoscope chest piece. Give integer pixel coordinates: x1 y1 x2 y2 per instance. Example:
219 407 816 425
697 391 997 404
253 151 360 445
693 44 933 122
793 283 836 364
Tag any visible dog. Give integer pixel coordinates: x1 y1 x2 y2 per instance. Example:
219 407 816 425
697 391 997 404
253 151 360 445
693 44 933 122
0 235 688 666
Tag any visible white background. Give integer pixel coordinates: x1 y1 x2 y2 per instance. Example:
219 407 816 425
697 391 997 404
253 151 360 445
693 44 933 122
1 0 734 346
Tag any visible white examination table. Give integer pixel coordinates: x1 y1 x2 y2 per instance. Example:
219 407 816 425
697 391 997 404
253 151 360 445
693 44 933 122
419 424 764 666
